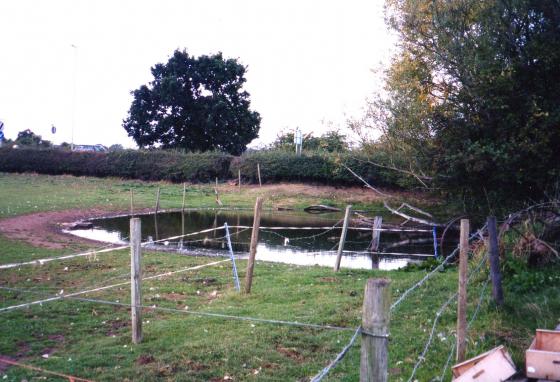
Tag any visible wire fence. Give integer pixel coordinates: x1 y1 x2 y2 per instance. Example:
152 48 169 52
308 224 489 382
0 214 475 381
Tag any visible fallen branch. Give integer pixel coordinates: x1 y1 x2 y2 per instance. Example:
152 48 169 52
341 163 390 197
342 162 442 227
383 201 443 227
304 205 342 213
396 203 433 218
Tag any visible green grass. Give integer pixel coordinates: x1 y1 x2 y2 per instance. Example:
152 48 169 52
0 172 443 221
0 173 558 381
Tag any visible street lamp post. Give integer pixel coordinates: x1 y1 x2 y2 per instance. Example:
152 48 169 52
71 44 77 151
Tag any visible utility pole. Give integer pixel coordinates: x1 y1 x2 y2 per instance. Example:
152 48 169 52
71 44 78 151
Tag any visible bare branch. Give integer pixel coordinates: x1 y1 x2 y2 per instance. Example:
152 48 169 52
383 200 443 227
350 156 432 189
341 164 390 197
342 162 442 227
396 203 434 218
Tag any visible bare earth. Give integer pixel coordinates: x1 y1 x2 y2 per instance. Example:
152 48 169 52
0 208 143 249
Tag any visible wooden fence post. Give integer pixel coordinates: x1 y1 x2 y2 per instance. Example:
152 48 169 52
456 219 469 362
130 189 134 217
238 169 241 192
130 218 142 344
244 197 263 294
334 205 352 272
155 187 161 214
214 187 223 206
154 187 161 241
487 216 504 306
370 216 382 269
257 163 262 188
181 183 186 214
360 278 391 382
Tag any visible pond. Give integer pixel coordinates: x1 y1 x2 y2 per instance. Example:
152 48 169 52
69 209 452 270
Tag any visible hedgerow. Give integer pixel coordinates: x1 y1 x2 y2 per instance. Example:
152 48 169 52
0 148 232 182
0 148 415 188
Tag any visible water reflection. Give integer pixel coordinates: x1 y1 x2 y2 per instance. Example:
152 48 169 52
69 209 454 270
254 244 413 270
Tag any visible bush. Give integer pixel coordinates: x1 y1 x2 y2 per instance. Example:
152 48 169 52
230 150 413 188
0 148 232 182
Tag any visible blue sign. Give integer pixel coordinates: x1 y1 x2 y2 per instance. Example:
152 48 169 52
51 125 56 134
0 131 4 140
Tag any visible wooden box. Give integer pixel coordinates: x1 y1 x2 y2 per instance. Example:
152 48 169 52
526 329 560 380
451 345 516 382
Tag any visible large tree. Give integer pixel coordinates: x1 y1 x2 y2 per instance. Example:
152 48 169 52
372 0 560 205
123 50 261 155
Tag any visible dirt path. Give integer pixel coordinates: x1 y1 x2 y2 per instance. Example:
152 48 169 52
0 208 138 249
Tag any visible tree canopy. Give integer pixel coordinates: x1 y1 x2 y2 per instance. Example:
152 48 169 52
15 129 51 148
368 0 560 205
123 50 261 155
271 130 349 153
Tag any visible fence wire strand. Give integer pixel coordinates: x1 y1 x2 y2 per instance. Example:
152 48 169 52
438 277 490 381
309 224 487 382
406 253 488 381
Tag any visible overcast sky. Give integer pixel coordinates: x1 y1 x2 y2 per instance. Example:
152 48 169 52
0 0 395 148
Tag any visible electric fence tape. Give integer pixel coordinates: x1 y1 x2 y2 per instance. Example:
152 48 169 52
224 223 241 292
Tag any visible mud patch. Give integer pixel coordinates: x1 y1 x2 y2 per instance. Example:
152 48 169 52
106 319 130 336
136 354 156 365
0 208 150 249
184 359 208 371
47 334 65 343
0 355 17 373
193 277 218 286
276 346 304 363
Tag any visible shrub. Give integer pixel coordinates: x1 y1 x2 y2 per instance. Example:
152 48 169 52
230 150 413 188
0 148 232 183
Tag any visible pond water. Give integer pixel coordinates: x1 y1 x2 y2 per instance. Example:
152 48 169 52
70 209 453 270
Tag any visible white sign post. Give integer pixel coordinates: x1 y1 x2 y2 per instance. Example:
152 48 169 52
294 128 303 156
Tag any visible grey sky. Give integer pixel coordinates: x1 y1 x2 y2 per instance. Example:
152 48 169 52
0 0 394 147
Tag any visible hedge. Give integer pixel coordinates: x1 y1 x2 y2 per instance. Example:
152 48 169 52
0 148 414 188
231 150 411 188
0 148 232 182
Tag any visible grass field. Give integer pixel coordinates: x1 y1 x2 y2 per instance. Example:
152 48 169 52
0 173 558 381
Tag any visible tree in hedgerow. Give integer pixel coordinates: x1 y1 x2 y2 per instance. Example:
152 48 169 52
272 130 349 152
15 129 51 148
123 50 261 155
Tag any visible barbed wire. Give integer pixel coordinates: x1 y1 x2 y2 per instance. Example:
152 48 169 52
309 224 487 382
309 327 361 382
391 224 487 311
438 277 490 381
406 253 488 381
